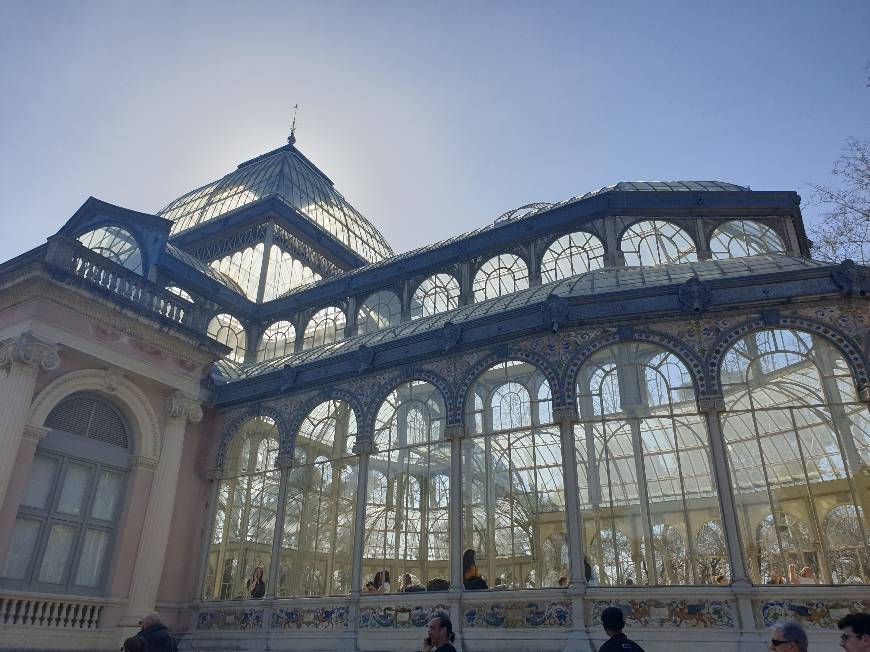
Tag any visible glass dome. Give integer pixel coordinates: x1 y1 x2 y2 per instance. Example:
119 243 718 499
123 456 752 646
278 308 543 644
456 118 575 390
158 143 394 264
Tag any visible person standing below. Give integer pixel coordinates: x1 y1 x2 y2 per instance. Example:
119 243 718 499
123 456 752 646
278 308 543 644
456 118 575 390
599 606 645 652
422 615 457 652
838 613 870 652
136 612 175 652
768 621 808 652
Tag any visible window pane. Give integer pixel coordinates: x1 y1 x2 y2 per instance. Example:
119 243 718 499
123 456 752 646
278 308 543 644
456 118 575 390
21 455 57 509
91 471 124 520
56 463 92 516
2 518 41 580
74 529 110 587
38 524 77 583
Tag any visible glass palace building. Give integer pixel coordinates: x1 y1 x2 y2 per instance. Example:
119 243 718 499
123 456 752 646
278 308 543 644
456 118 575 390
0 135 867 652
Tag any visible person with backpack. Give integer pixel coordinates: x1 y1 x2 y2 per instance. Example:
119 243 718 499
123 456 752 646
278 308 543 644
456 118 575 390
136 612 177 652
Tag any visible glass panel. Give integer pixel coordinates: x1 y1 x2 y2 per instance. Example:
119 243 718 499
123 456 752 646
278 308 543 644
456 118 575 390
21 455 57 510
77 226 143 274
463 361 566 590
541 231 605 283
302 306 346 350
411 274 460 320
56 462 92 516
621 220 697 267
358 290 402 335
91 471 124 521
2 518 41 580
721 328 870 585
473 254 529 302
710 220 786 259
207 313 247 364
38 524 77 583
257 320 296 361
575 342 722 586
74 529 110 587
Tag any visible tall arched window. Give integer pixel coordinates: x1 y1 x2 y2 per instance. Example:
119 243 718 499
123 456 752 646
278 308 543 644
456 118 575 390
825 505 869 584
204 417 279 601
2 393 130 594
358 290 402 335
720 328 870 585
411 274 460 320
620 220 697 267
303 306 346 350
464 361 564 589
364 382 450 590
77 226 143 275
208 313 247 364
263 245 321 301
210 243 266 302
257 320 296 361
575 342 722 585
710 220 786 259
279 400 358 597
696 520 730 583
473 254 529 302
541 232 605 283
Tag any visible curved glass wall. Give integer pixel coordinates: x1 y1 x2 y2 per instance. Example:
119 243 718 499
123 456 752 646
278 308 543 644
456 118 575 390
210 244 265 302
575 342 724 585
77 226 143 275
204 417 279 600
473 254 529 302
464 361 565 589
710 220 786 259
264 245 321 301
364 381 450 591
541 232 605 283
358 290 402 335
257 321 296 362
720 328 870 585
410 274 460 320
621 220 697 267
278 400 358 597
303 307 346 350
208 314 247 364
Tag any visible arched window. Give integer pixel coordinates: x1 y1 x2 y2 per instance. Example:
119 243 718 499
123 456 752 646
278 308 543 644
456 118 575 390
364 382 450 590
2 393 129 593
257 321 296 361
207 313 247 364
825 505 869 584
203 417 279 601
358 290 402 335
575 342 721 585
710 220 786 259
620 220 697 267
473 254 529 302
279 400 357 597
464 361 563 589
303 306 346 350
77 226 143 275
262 245 321 301
210 243 266 302
411 274 460 320
541 232 605 283
720 328 870 585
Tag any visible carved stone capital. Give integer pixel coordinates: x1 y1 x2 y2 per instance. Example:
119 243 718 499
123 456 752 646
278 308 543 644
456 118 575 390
677 277 712 313
102 367 124 394
129 455 160 470
22 424 50 443
166 390 203 423
697 395 727 414
552 405 577 424
0 333 60 372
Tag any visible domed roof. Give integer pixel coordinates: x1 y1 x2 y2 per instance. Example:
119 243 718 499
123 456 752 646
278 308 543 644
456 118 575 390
158 142 394 263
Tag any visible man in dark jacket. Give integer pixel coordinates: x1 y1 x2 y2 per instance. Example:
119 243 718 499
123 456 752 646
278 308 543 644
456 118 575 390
137 613 175 652
599 607 645 652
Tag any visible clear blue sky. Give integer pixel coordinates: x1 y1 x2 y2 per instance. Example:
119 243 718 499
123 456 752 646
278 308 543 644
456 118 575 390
1 1 868 262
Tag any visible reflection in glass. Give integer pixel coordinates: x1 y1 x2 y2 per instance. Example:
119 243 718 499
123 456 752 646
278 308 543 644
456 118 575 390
721 328 870 585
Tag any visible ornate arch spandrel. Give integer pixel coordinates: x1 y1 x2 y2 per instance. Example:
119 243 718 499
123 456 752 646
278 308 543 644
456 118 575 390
215 403 292 470
363 366 455 435
284 389 367 451
29 368 162 460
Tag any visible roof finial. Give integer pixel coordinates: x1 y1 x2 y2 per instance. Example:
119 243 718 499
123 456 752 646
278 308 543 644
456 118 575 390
288 104 299 145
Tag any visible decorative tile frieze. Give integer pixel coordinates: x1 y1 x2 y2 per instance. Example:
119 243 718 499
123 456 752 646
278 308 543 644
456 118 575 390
463 600 572 628
757 599 870 629
359 604 448 629
591 599 734 628
196 608 263 631
272 606 349 630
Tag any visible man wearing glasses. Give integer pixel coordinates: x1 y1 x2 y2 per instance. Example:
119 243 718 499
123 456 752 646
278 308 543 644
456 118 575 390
769 621 808 652
838 614 870 652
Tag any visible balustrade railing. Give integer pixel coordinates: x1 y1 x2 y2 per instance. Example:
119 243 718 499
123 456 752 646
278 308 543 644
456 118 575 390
0 595 102 629
44 236 209 333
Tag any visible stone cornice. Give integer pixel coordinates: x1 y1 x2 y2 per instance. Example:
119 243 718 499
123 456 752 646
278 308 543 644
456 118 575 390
129 455 160 470
167 390 204 423
0 332 60 372
22 424 50 443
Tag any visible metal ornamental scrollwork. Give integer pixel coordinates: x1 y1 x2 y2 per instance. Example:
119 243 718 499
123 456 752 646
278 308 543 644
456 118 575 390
677 277 712 313
541 294 570 333
356 345 375 373
439 321 462 352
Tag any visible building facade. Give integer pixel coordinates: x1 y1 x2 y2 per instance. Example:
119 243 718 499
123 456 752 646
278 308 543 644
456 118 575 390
0 137 868 651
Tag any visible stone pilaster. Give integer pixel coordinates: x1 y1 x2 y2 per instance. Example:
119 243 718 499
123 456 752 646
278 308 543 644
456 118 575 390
123 391 202 624
0 333 60 504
